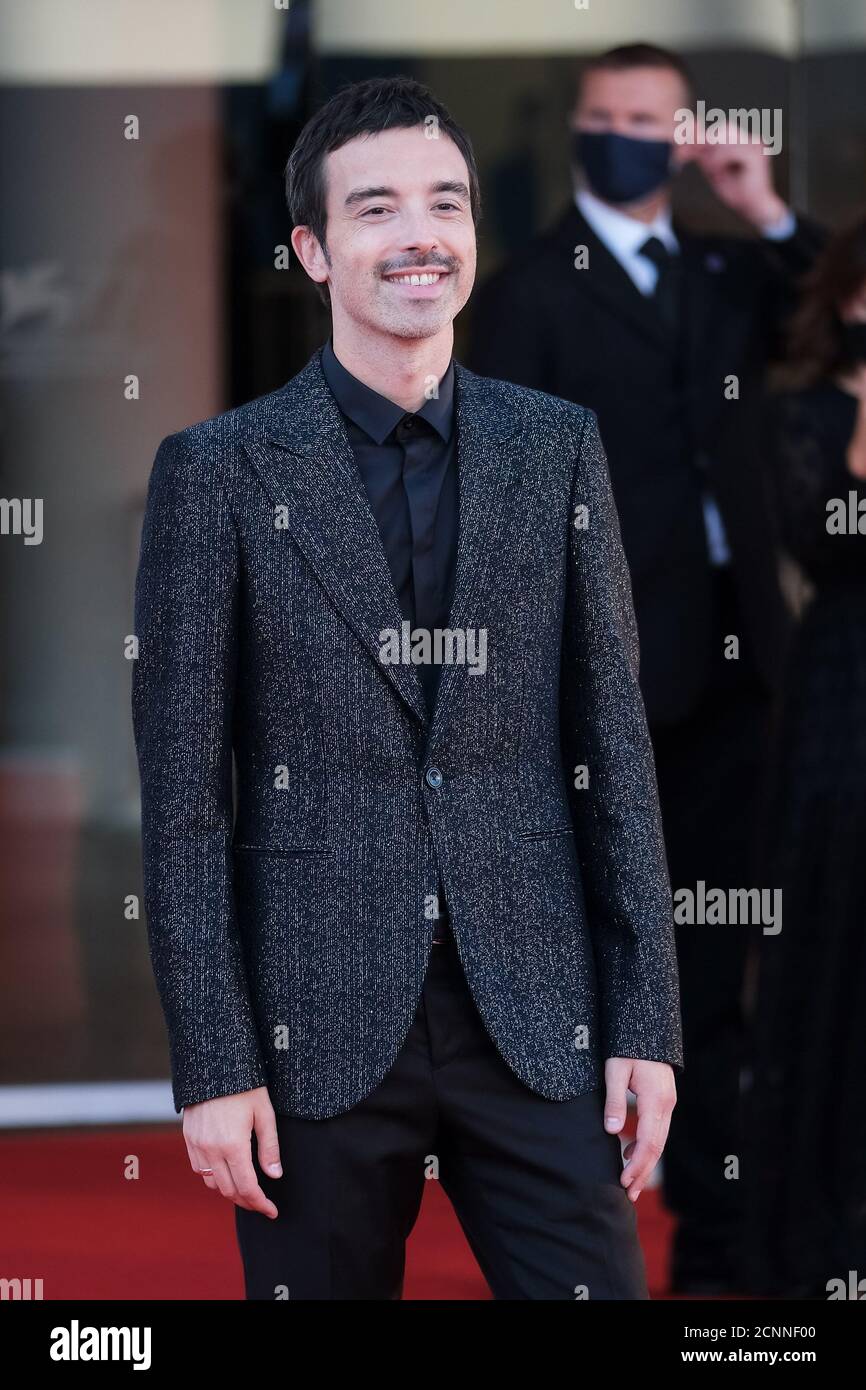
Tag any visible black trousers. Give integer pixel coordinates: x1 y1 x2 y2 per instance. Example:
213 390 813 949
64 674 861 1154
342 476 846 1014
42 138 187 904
235 934 649 1300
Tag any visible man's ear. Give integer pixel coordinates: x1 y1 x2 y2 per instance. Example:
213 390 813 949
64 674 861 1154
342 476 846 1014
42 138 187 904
290 225 329 289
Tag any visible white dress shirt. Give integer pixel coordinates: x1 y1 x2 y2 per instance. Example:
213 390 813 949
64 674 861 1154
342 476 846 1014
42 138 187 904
576 186 680 294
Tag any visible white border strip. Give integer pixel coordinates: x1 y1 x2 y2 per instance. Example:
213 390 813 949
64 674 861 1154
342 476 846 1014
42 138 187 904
0 1082 179 1128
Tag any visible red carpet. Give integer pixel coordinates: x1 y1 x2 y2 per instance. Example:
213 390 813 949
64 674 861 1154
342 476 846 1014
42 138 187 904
0 1126 676 1299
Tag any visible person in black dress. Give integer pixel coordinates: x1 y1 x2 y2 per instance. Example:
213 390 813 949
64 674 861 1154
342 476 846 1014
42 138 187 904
743 217 866 1296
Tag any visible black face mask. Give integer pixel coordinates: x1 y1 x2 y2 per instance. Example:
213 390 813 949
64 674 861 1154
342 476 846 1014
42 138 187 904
840 320 866 363
573 129 674 205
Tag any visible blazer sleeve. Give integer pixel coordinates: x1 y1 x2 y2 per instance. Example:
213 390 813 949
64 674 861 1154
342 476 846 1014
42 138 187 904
754 212 827 358
131 431 268 1112
561 407 684 1072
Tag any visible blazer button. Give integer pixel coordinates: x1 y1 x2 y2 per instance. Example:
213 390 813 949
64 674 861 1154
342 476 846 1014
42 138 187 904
425 766 444 789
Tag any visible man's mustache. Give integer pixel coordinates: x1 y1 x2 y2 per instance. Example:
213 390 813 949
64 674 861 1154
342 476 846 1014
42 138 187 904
378 254 461 275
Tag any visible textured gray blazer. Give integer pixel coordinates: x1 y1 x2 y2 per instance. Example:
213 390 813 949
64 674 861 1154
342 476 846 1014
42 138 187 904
132 345 684 1117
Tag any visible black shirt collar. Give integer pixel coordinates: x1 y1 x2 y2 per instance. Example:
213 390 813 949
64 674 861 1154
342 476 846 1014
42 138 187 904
321 337 455 445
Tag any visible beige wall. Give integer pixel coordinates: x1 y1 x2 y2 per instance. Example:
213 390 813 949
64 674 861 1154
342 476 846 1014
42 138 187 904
3 0 865 82
317 0 797 55
0 0 281 82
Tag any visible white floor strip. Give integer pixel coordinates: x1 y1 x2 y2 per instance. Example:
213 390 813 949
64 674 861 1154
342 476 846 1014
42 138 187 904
0 1082 179 1128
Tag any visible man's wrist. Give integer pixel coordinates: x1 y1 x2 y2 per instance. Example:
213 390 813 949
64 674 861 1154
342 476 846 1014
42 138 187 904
755 202 797 240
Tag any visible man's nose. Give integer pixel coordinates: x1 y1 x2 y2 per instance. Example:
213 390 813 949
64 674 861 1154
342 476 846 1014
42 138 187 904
397 215 440 254
401 234 438 256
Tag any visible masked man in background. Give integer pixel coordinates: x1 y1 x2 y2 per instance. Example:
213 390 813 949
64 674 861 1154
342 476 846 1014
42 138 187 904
470 43 825 1294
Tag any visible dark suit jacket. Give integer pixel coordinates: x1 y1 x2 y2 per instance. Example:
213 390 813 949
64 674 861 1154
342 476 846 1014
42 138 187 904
132 346 683 1118
468 204 825 725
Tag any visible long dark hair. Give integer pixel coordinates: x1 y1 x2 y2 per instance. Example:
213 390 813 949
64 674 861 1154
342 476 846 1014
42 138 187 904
774 214 866 390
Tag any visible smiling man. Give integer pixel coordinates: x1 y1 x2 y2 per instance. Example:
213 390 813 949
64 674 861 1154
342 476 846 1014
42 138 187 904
132 75 683 1301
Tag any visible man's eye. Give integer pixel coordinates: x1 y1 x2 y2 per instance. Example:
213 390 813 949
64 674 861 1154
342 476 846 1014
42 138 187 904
362 206 388 216
435 202 460 212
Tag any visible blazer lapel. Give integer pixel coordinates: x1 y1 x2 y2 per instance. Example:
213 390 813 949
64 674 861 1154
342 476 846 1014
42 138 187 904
424 362 522 759
242 351 429 727
241 349 523 745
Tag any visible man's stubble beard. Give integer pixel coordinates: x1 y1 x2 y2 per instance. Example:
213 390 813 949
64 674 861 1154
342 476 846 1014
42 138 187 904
381 311 451 340
330 267 470 341
372 276 470 341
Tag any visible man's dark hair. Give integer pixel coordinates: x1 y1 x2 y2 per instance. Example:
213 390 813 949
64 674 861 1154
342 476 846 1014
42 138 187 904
285 75 482 307
576 42 697 109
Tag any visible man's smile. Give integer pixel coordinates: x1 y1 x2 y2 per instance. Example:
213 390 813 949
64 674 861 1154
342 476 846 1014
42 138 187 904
382 267 453 296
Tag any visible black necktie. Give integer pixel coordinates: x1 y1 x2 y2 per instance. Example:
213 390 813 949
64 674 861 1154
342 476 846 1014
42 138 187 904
639 234 682 335
394 412 443 715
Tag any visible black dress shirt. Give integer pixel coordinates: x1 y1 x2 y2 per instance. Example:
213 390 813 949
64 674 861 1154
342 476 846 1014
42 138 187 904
320 338 458 709
320 337 458 936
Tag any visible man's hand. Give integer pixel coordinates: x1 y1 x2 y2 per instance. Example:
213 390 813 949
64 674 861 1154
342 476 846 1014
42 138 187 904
182 1086 282 1218
692 123 788 232
603 1058 676 1203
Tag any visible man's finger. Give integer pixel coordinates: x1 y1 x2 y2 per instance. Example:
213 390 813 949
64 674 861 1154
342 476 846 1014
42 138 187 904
253 1105 283 1179
187 1143 219 1193
210 1154 262 1212
603 1062 630 1134
621 1100 671 1199
209 1156 243 1203
226 1152 278 1219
